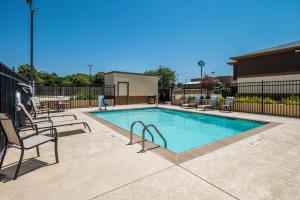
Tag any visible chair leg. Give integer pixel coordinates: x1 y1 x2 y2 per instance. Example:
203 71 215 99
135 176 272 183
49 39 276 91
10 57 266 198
0 145 8 171
14 149 24 180
54 140 59 163
85 123 91 132
36 146 40 157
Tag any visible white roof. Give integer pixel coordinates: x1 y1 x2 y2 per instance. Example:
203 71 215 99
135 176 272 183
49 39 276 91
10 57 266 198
184 81 201 85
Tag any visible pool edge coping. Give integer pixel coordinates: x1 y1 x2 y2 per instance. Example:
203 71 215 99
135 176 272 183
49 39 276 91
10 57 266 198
83 108 281 164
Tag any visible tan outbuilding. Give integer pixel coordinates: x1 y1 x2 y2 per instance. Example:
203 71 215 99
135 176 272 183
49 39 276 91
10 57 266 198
104 71 158 105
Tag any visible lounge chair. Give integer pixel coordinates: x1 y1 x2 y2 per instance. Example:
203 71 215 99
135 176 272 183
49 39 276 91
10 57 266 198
197 95 217 111
189 96 201 109
17 103 91 132
31 97 77 120
220 97 234 112
0 113 58 180
181 96 190 108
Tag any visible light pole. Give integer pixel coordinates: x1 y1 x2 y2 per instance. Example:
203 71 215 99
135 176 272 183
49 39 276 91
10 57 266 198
198 60 205 100
26 0 38 86
87 64 93 106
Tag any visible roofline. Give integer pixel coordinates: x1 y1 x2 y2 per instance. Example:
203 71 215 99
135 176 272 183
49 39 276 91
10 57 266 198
227 61 236 65
231 46 300 61
105 71 158 77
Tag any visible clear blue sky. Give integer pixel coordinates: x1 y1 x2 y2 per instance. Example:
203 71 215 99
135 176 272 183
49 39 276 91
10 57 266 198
1 0 300 82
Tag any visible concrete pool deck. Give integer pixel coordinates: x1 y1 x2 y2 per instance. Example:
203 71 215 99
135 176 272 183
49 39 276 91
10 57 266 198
0 104 299 200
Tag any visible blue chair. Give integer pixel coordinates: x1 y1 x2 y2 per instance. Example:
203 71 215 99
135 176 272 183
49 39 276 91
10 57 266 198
101 98 109 110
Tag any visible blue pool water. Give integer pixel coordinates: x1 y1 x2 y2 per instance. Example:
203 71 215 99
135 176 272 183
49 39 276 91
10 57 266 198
91 108 266 153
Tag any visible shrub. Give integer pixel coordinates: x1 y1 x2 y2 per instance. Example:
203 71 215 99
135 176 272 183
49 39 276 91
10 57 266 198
234 96 276 104
179 96 195 102
282 96 300 105
189 96 195 101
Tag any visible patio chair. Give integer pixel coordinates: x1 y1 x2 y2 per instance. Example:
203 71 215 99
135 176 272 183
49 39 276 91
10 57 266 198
197 95 217 111
0 113 58 180
220 97 234 112
101 98 109 110
189 96 201 109
181 96 190 108
17 103 91 133
31 97 77 120
57 96 70 112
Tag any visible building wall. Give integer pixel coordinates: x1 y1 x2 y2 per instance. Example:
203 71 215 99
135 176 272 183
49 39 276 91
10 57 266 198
104 72 158 104
237 73 300 83
236 50 300 78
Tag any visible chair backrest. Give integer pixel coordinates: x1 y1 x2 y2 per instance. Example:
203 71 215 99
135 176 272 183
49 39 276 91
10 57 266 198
225 97 234 106
57 96 64 104
30 98 39 114
32 97 41 107
195 96 201 104
184 96 189 103
210 95 217 105
17 103 34 124
0 113 21 146
102 98 108 106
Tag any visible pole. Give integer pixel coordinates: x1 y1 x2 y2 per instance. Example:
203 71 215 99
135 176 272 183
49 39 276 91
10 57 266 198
29 3 34 85
200 66 203 97
261 80 264 114
88 64 93 107
26 0 37 86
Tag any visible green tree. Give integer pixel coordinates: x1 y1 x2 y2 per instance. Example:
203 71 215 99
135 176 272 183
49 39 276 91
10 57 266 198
93 72 104 86
62 73 90 86
17 64 37 81
38 71 61 85
145 65 176 88
176 82 184 88
17 64 105 86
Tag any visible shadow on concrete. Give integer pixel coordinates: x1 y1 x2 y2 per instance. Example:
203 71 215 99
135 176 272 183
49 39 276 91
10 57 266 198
45 129 86 138
0 158 52 182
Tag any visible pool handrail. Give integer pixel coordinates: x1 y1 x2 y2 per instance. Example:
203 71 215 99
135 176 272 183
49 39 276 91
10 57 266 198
129 121 154 145
140 124 167 152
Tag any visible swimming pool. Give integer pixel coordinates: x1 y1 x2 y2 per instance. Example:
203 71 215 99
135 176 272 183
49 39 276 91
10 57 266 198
91 108 266 153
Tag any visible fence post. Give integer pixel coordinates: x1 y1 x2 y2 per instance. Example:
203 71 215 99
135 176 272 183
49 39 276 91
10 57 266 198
183 86 186 103
88 84 91 107
261 80 264 114
113 84 116 106
298 80 300 118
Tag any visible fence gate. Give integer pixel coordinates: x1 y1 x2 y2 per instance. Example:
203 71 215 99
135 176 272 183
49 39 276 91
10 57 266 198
159 88 172 103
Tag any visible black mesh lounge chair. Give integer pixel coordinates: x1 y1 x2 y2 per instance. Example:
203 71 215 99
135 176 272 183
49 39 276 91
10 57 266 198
31 97 77 120
0 113 58 180
17 103 91 133
220 97 234 112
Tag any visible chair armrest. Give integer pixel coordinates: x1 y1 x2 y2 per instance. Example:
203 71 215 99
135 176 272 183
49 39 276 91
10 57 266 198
34 119 53 124
36 127 55 135
52 127 58 139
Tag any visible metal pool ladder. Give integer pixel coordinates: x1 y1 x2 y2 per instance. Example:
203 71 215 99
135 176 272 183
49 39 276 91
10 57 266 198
128 121 167 153
128 121 154 145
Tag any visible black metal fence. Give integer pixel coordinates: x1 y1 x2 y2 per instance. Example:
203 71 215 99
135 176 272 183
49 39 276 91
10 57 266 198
158 88 172 103
175 80 300 118
0 62 31 166
34 84 115 108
